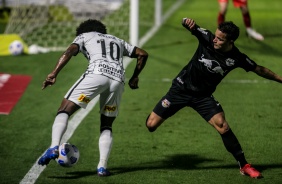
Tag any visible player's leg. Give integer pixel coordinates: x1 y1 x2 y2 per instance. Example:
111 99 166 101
235 0 264 40
97 79 124 176
57 74 104 149
146 112 165 132
239 4 251 28
97 114 115 176
146 90 186 132
209 112 262 178
217 0 229 25
50 99 80 147
194 95 261 178
208 112 248 167
38 99 80 166
38 74 100 166
234 0 251 28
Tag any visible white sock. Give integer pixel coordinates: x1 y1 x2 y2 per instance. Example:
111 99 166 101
97 129 113 169
50 113 69 148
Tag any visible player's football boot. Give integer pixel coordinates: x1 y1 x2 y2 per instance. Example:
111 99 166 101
240 164 262 179
246 28 264 41
97 167 111 176
38 146 59 166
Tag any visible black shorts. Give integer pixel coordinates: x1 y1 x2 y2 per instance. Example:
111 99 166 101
153 87 224 122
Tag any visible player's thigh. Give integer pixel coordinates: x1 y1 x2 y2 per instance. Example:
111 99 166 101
99 80 124 117
233 0 247 7
57 98 80 115
191 95 223 122
65 74 109 108
218 0 229 13
153 94 186 120
218 0 228 3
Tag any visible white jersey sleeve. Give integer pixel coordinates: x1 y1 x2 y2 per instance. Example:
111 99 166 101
72 32 136 83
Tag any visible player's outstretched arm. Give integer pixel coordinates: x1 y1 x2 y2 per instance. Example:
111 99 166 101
253 65 282 83
128 47 148 89
42 44 79 89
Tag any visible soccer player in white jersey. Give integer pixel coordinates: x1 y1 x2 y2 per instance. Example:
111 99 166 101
38 19 148 176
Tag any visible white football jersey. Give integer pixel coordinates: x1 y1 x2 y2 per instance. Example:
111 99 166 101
72 32 136 83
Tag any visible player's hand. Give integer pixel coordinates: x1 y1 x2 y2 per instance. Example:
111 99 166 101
128 77 139 89
182 18 196 30
42 73 56 90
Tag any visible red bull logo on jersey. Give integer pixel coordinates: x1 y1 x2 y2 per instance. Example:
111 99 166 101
199 54 225 76
162 99 171 108
78 94 90 103
104 105 117 112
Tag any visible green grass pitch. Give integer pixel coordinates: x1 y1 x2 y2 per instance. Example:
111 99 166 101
0 0 282 183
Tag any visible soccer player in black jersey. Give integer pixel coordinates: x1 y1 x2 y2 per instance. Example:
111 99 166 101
146 18 282 179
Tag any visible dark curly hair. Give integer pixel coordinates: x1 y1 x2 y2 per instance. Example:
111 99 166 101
218 21 240 41
76 19 107 36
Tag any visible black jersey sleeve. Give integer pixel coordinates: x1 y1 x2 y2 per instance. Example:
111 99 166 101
191 26 215 46
181 19 214 45
238 53 257 72
231 46 257 72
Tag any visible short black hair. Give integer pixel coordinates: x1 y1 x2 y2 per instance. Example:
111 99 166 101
218 21 240 41
76 19 107 36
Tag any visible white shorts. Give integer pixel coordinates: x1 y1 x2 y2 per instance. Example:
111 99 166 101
64 73 124 117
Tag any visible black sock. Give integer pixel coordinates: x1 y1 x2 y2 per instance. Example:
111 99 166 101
220 129 248 168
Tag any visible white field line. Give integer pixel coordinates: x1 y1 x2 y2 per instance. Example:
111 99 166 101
160 78 270 83
19 1 185 184
222 79 269 84
19 96 100 184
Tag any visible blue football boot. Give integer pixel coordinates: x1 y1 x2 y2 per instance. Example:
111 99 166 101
97 167 111 176
38 146 59 166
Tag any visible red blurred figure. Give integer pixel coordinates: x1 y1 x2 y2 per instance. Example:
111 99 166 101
217 0 264 41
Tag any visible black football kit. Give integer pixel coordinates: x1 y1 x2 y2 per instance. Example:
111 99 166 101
153 24 257 121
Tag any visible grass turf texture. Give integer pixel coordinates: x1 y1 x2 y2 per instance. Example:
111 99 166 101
1 0 282 183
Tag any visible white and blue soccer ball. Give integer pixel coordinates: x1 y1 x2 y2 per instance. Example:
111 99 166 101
56 143 80 167
9 40 24 55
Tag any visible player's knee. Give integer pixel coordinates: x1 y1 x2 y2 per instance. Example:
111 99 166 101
214 120 230 134
209 113 230 134
219 122 230 134
146 114 157 132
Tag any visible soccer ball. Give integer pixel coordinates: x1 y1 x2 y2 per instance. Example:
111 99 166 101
9 40 24 55
56 143 80 167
